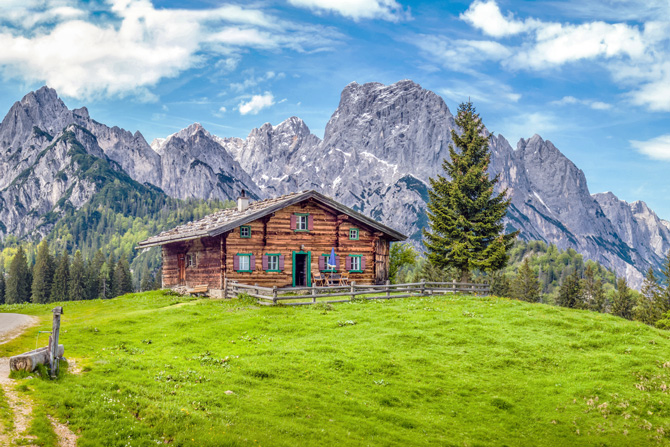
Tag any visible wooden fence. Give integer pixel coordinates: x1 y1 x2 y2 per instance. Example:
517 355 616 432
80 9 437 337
223 280 490 306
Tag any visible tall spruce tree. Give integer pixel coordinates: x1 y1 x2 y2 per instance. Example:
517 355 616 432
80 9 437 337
557 271 581 308
51 250 70 302
512 258 540 302
68 251 86 301
31 240 54 304
112 258 133 297
424 102 517 282
6 246 31 304
0 270 5 304
611 277 634 320
635 267 663 325
580 264 606 311
86 250 106 300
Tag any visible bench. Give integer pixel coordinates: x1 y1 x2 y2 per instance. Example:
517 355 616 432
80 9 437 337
187 285 209 296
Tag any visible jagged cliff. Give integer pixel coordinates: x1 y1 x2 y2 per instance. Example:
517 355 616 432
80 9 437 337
0 82 664 287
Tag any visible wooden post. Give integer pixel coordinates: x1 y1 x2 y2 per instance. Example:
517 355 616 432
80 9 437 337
452 279 456 293
350 281 356 301
311 285 316 303
223 279 228 300
272 286 278 305
420 279 426 296
50 307 63 378
385 280 391 299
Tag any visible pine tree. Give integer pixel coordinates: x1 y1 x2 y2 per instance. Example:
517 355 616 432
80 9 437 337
423 102 517 282
112 258 133 297
557 271 581 308
6 247 31 304
635 267 663 325
611 277 634 320
490 271 512 298
140 267 152 292
152 267 163 290
86 250 106 300
512 258 540 302
658 250 670 314
51 250 70 302
31 240 54 304
580 264 605 311
99 262 111 299
68 251 86 301
0 270 5 305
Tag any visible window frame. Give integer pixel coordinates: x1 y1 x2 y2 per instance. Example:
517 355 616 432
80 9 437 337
236 253 252 273
265 253 281 272
348 254 363 273
240 225 251 238
349 228 359 240
295 213 309 232
187 253 196 268
320 253 337 273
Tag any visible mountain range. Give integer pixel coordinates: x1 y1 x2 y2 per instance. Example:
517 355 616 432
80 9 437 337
1 80 668 288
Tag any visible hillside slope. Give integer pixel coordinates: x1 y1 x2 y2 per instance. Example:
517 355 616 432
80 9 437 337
2 292 670 446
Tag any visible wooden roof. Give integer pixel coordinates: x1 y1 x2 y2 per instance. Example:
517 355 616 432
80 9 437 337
137 190 407 248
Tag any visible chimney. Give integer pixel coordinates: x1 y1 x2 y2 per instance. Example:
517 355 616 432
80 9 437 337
237 189 249 212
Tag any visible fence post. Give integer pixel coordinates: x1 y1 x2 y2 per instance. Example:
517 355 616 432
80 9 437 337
386 280 391 299
50 306 63 378
223 279 228 300
420 279 426 296
452 279 456 293
350 281 356 301
311 285 316 303
272 286 277 305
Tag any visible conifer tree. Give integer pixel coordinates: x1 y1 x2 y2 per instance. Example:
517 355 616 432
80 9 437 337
611 277 634 320
51 250 70 302
0 270 5 304
86 250 106 300
658 250 670 314
112 258 133 297
31 240 54 304
580 264 606 311
490 271 512 298
140 268 154 292
635 267 663 325
557 271 581 308
6 247 31 304
512 258 540 302
424 102 517 282
153 267 163 290
68 251 86 301
99 262 111 299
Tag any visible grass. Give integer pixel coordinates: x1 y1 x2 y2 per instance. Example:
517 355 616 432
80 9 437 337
1 291 670 446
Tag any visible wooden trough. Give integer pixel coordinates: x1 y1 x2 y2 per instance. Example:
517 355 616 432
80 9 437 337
9 306 65 376
10 345 64 372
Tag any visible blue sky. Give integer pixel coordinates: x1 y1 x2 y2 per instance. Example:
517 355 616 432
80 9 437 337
0 0 669 218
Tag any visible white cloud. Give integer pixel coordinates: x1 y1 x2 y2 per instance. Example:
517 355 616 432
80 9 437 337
219 106 227 113
412 0 670 113
238 92 275 115
438 79 521 105
460 0 535 37
288 0 408 22
631 134 670 161
499 112 559 145
551 96 612 110
230 70 284 93
0 0 338 100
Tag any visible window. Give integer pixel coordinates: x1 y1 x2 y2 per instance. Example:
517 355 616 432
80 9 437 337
240 226 251 238
236 254 252 272
296 214 308 231
187 254 196 267
349 228 359 240
320 254 338 272
266 254 279 272
347 255 363 272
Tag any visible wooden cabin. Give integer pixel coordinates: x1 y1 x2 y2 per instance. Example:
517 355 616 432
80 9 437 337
137 190 407 296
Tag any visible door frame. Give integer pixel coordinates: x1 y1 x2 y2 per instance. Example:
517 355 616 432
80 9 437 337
292 250 311 287
177 254 186 285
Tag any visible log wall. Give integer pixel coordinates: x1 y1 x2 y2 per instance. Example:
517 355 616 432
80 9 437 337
162 199 394 289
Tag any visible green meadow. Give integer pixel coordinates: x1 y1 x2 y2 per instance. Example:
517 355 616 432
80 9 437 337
1 291 670 446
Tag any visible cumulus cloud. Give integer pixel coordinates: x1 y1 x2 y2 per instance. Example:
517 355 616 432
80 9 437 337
460 0 535 37
414 0 670 113
238 92 275 115
631 134 670 161
0 0 338 100
550 96 612 110
288 0 408 22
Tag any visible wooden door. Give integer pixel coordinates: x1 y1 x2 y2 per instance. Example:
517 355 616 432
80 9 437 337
178 254 186 285
374 239 389 284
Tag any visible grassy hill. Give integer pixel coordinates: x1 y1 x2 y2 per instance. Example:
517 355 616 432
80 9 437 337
1 292 670 446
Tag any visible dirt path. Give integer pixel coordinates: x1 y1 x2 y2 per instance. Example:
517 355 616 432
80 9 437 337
0 314 78 446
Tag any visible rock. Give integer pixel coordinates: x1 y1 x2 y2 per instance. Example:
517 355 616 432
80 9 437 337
225 390 234 395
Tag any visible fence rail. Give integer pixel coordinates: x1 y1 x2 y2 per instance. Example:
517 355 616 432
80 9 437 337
223 280 490 306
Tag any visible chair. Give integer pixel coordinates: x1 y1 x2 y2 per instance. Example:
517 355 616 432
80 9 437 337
339 274 349 286
313 272 326 287
329 273 341 287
